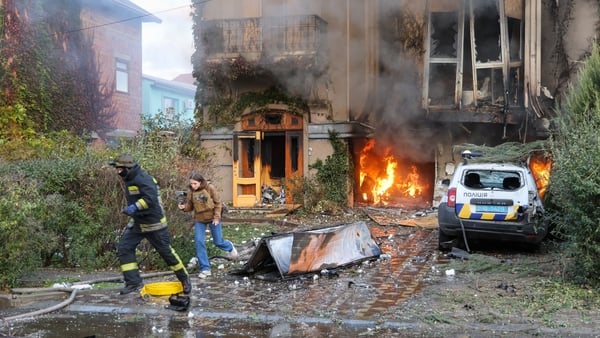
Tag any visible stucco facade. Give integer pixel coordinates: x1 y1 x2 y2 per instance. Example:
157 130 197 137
142 75 196 121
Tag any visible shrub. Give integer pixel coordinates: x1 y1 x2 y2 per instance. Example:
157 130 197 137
548 43 600 287
309 131 352 208
0 121 213 288
0 173 47 288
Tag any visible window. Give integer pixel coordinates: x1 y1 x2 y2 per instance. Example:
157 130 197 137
423 0 524 108
163 97 178 120
116 60 129 93
464 170 521 190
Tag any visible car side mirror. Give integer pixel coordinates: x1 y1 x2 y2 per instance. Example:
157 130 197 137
441 179 450 186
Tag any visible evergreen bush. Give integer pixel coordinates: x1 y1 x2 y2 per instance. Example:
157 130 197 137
549 43 600 287
293 130 352 213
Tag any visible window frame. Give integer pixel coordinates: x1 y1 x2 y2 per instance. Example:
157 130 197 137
115 59 129 93
423 0 524 109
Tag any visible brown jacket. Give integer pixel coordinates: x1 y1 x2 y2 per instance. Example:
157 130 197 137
182 181 222 223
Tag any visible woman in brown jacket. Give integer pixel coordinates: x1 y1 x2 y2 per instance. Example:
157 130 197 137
178 172 238 278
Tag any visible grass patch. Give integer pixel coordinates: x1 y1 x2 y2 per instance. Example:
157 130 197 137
437 247 599 328
94 282 121 289
525 279 600 316
42 277 80 287
423 312 453 324
206 222 276 257
445 253 552 277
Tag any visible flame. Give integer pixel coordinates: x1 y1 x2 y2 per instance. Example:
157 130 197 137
402 165 423 197
358 139 427 205
529 153 551 200
371 156 396 204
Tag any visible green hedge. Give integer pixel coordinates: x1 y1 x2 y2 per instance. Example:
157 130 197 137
0 128 206 289
549 43 600 287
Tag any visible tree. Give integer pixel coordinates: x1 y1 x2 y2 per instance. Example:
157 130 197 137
0 0 113 139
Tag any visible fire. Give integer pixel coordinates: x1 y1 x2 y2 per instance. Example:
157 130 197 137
529 153 551 200
357 139 428 206
371 155 396 204
403 165 423 197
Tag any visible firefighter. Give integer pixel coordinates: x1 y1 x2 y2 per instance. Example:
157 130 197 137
109 154 191 295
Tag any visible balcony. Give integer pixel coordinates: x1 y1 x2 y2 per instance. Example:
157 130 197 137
200 15 327 61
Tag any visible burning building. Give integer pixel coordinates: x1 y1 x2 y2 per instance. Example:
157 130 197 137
193 0 599 209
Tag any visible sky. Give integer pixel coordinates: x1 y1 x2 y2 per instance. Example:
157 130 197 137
129 0 195 80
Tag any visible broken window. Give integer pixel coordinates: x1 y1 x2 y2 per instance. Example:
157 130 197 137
423 0 524 109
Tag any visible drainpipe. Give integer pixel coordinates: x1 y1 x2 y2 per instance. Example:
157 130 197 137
346 0 350 122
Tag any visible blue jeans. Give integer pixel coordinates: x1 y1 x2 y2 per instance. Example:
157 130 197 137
194 221 233 271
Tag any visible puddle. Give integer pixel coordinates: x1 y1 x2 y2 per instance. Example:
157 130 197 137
1 312 408 337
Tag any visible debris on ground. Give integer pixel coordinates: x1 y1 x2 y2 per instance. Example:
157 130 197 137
233 221 381 280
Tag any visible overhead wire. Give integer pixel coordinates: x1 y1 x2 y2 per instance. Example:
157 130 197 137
64 1 209 34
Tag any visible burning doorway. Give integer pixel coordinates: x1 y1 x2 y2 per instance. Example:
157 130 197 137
232 111 303 207
353 138 434 210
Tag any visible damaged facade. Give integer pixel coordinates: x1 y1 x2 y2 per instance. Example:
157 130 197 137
193 0 599 209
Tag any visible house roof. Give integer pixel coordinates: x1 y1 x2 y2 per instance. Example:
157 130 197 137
172 73 196 85
115 0 161 23
85 0 161 24
143 74 196 95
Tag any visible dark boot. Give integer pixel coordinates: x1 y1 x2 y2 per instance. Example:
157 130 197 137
167 294 190 311
175 269 192 294
119 283 143 295
181 276 192 294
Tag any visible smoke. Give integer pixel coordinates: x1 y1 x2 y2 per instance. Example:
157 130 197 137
194 1 517 162
130 0 194 79
361 1 433 162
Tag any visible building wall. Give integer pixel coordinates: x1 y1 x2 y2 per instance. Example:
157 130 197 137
199 132 234 203
198 0 600 207
80 2 148 136
142 76 196 121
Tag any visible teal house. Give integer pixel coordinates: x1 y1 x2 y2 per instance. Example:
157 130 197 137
141 74 196 121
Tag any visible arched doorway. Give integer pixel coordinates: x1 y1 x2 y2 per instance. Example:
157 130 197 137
232 109 304 207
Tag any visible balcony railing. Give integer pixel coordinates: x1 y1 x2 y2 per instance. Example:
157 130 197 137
200 15 327 58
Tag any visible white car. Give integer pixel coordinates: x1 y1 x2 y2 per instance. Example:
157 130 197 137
438 160 547 250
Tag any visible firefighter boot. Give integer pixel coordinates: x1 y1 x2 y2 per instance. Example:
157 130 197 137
175 269 192 294
120 269 143 295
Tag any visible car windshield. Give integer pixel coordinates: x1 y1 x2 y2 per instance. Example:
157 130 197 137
463 170 521 190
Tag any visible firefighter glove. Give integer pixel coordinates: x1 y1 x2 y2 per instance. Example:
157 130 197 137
122 204 137 216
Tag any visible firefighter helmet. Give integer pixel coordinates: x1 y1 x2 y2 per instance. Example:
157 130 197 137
110 154 136 168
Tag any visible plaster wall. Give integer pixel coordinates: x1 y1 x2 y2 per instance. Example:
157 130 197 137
200 138 234 204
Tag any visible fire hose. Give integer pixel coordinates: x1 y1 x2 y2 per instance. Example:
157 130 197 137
459 218 471 253
1 271 173 324
1 287 79 323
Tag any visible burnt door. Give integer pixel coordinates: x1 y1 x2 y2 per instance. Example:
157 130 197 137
261 131 303 205
238 111 304 206
285 131 303 204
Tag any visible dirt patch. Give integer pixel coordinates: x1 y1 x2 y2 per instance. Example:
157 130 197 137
281 209 600 337
392 242 600 337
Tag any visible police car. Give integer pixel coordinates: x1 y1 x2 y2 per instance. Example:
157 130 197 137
437 152 547 250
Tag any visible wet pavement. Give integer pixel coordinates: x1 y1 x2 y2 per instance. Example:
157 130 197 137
1 223 443 337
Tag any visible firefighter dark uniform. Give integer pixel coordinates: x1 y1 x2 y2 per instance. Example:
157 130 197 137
110 154 191 295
